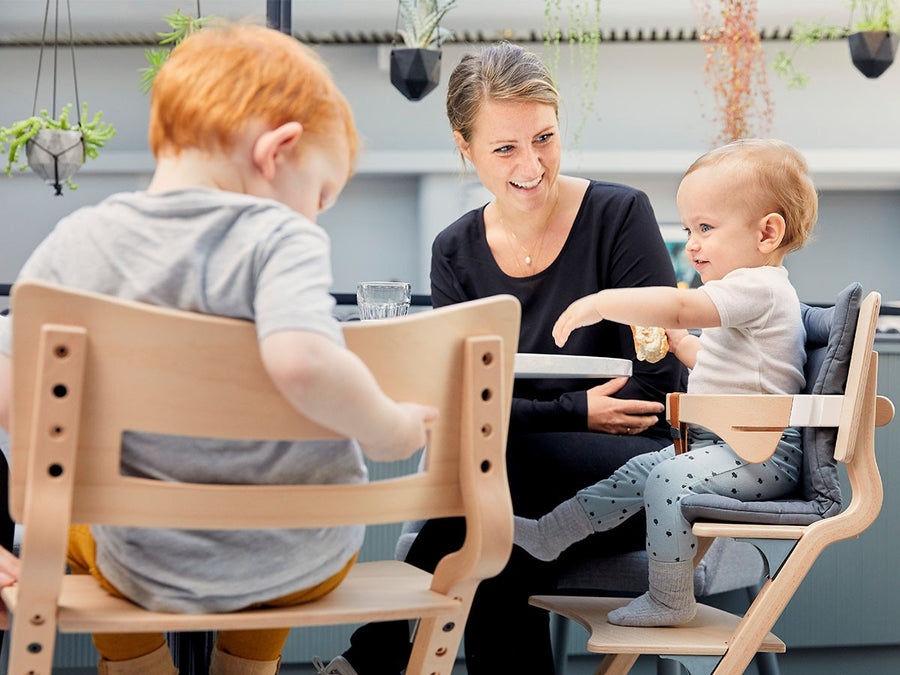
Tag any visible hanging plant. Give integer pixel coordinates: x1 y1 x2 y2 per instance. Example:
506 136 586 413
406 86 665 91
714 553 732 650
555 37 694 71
0 0 116 194
774 0 899 88
542 0 602 143
139 8 215 94
696 0 773 144
1 104 116 194
390 0 457 102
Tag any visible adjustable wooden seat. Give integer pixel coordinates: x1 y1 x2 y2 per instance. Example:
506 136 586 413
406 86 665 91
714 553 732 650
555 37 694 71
532 286 895 674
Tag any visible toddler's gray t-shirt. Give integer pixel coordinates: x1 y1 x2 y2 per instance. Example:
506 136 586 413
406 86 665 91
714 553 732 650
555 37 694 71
0 188 367 613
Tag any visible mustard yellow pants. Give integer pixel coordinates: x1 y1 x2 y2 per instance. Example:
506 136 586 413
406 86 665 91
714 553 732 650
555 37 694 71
67 524 356 662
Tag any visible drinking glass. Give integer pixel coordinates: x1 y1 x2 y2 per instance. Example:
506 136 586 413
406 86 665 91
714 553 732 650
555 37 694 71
356 281 411 320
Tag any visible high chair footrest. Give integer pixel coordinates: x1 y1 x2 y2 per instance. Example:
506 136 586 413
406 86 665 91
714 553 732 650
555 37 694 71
529 595 785 656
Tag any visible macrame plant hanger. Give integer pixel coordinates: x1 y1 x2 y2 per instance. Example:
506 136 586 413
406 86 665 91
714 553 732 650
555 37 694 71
29 0 85 195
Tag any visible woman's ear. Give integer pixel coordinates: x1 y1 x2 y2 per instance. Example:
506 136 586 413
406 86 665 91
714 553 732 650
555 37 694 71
452 130 472 163
757 212 786 253
252 122 304 180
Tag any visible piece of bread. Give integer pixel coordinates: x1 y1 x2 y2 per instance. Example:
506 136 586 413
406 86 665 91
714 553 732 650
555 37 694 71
631 325 669 363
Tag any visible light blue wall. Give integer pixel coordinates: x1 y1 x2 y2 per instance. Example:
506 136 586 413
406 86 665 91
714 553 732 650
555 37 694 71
2 37 899 300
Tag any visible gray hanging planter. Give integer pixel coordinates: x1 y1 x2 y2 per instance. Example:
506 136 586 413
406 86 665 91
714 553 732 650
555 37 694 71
848 30 898 78
1 1 116 195
25 128 85 196
390 47 442 101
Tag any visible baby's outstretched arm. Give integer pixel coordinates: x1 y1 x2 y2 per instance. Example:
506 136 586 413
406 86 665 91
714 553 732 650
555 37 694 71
554 287 720 348
260 331 438 462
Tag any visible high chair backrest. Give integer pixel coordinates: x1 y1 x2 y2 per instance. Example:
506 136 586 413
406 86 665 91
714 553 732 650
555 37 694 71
8 281 519 531
3 280 520 675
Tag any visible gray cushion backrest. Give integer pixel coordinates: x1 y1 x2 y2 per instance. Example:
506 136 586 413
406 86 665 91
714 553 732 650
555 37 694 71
680 283 863 526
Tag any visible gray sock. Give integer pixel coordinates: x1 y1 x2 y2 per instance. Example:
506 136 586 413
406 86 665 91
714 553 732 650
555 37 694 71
514 497 595 561
607 559 697 627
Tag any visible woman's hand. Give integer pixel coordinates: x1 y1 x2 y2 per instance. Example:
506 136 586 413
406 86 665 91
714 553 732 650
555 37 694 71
585 377 664 435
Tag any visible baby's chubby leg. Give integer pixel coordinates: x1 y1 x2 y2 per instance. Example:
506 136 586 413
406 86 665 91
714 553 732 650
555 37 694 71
608 435 800 627
514 446 675 561
513 498 593 562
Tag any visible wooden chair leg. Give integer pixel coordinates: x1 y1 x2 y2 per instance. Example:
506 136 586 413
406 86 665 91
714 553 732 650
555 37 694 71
714 544 817 674
745 585 781 675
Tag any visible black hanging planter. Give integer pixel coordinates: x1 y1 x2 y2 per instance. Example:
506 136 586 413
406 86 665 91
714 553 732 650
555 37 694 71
25 129 85 196
848 30 899 79
390 47 441 102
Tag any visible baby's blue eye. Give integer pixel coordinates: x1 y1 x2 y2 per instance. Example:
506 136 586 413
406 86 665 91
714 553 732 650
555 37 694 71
700 223 712 233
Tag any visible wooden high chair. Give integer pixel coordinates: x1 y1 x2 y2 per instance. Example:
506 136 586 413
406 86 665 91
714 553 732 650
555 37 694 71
531 286 895 674
0 280 521 675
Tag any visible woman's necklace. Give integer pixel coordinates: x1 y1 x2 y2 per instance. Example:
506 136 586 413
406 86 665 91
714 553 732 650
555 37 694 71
501 218 548 267
497 191 560 271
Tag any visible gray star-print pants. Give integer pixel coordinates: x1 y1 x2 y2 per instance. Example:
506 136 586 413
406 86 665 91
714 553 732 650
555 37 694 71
575 427 802 562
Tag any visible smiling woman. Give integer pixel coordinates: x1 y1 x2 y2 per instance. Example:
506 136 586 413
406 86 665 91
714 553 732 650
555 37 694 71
452 97 567 276
314 41 687 675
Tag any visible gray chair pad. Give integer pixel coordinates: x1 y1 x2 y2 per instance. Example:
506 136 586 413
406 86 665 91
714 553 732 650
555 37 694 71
680 283 862 526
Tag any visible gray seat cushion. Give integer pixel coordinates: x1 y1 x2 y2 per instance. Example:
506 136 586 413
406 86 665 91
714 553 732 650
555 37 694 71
679 283 863 526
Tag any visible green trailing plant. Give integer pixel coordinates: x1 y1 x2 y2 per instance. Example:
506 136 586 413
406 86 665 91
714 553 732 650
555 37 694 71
543 0 602 143
396 0 457 49
139 9 215 93
774 0 900 88
0 103 116 188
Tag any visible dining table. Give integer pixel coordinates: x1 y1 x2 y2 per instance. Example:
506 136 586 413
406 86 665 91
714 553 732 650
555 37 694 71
513 353 633 379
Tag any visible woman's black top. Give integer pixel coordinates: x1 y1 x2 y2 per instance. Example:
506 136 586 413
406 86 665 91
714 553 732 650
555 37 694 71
431 180 685 436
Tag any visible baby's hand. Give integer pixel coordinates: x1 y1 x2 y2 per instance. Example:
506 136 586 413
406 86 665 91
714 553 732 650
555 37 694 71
398 401 439 451
0 545 19 587
664 328 690 355
362 402 439 462
552 295 605 347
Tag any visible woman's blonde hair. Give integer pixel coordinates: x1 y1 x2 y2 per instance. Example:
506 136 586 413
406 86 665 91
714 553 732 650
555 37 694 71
149 22 357 164
685 139 818 253
446 42 560 143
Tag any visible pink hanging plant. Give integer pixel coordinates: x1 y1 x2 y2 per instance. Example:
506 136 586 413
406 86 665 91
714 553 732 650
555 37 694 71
696 0 774 144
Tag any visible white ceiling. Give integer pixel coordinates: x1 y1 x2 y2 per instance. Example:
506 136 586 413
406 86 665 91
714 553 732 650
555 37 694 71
0 0 852 42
